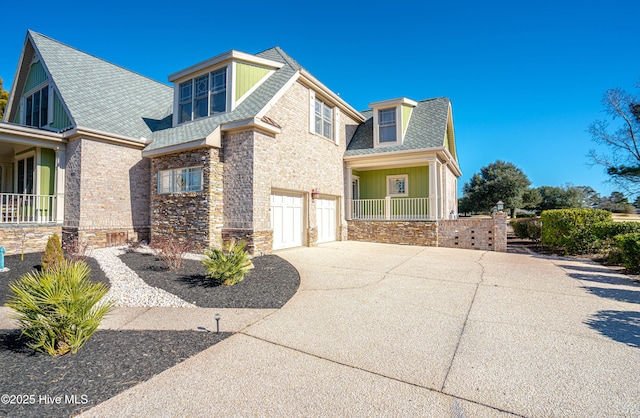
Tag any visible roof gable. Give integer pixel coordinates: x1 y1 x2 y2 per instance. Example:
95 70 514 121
345 97 453 157
21 31 173 138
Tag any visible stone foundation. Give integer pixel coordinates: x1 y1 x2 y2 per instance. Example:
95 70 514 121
222 228 273 256
0 224 63 255
63 226 150 250
347 212 508 252
348 221 438 246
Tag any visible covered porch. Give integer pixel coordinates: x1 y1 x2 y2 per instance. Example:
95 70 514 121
0 124 65 224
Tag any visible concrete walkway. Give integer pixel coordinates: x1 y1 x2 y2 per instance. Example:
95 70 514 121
8 241 640 416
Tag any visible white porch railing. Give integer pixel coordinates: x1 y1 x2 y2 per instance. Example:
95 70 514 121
350 197 430 221
0 193 58 224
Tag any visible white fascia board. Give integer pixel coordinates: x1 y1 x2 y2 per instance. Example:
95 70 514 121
221 117 281 135
142 138 211 158
369 97 418 109
0 122 66 147
3 36 31 123
345 147 461 175
63 127 149 148
168 50 284 83
298 69 365 123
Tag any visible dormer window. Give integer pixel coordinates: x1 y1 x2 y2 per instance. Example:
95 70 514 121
378 108 396 142
370 97 418 148
25 85 49 128
178 67 227 124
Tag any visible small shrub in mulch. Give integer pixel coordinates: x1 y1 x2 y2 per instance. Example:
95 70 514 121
119 252 300 309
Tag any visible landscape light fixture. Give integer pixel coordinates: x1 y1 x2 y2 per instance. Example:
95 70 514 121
497 201 504 212
214 313 221 334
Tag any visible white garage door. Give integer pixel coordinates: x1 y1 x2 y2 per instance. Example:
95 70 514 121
271 193 303 250
316 198 336 243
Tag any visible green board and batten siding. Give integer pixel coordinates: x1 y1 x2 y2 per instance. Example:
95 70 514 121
235 63 271 101
39 148 55 196
401 105 412 136
353 167 429 199
51 91 72 129
24 61 48 93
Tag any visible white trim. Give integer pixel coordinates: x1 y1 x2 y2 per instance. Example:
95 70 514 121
333 107 340 145
308 89 316 133
344 147 462 177
298 70 365 123
221 117 281 135
168 50 284 82
256 70 301 119
386 174 408 197
369 97 418 108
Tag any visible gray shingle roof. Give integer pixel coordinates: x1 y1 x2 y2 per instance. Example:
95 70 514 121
145 47 300 151
29 31 173 139
345 98 451 156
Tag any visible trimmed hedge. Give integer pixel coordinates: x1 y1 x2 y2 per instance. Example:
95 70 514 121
541 209 612 254
592 221 640 240
511 218 542 242
615 233 640 273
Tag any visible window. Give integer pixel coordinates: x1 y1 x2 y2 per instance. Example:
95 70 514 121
157 166 203 194
379 108 396 142
178 67 227 123
386 174 408 197
25 86 49 128
314 97 333 140
17 156 35 194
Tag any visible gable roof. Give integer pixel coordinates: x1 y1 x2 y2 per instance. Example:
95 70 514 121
144 47 304 152
345 97 452 157
8 31 173 139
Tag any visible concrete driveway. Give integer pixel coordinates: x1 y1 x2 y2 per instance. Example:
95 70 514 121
83 241 640 417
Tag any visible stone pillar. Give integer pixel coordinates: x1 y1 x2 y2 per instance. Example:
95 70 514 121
492 211 508 252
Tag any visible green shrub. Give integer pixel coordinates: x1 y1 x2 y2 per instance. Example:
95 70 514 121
511 218 542 242
541 209 612 255
203 239 252 286
41 233 64 271
615 233 640 273
4 260 113 356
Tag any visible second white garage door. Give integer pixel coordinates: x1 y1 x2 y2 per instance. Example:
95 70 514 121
316 198 336 243
271 193 303 250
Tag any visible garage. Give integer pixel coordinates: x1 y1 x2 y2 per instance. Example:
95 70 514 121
271 192 303 250
316 198 336 243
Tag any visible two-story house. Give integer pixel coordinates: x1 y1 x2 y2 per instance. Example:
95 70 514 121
0 30 470 255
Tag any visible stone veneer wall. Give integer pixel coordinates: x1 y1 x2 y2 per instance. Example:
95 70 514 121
348 212 508 252
150 148 223 251
0 225 63 255
64 137 151 248
348 221 438 246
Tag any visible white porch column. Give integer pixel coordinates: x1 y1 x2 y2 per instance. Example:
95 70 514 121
346 166 353 221
55 147 66 224
428 160 438 220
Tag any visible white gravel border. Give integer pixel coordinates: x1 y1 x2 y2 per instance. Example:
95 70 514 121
90 246 195 308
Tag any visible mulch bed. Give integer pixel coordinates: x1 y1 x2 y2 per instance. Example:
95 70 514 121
0 252 109 305
118 252 301 309
0 329 230 417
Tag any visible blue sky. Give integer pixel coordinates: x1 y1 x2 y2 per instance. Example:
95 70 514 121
2 0 639 198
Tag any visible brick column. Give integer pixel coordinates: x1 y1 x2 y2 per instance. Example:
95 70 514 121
492 211 508 252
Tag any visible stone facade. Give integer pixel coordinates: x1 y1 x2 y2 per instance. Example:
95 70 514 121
64 137 150 248
150 148 223 251
348 221 438 246
0 225 63 255
348 212 508 252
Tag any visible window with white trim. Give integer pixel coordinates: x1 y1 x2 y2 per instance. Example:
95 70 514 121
25 85 49 128
157 166 203 194
378 108 396 143
314 97 333 140
386 174 408 197
178 67 227 124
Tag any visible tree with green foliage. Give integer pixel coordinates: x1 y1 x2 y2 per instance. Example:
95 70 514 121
535 185 599 212
597 191 635 213
461 160 531 216
0 77 8 121
589 83 640 193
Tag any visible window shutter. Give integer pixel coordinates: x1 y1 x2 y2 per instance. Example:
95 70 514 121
333 107 340 145
309 89 316 133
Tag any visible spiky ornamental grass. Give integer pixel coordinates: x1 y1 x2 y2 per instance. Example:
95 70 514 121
5 260 113 356
203 239 252 286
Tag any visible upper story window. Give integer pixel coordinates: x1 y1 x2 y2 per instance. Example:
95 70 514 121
25 86 49 128
314 98 333 140
157 166 203 194
378 108 396 143
178 67 227 124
